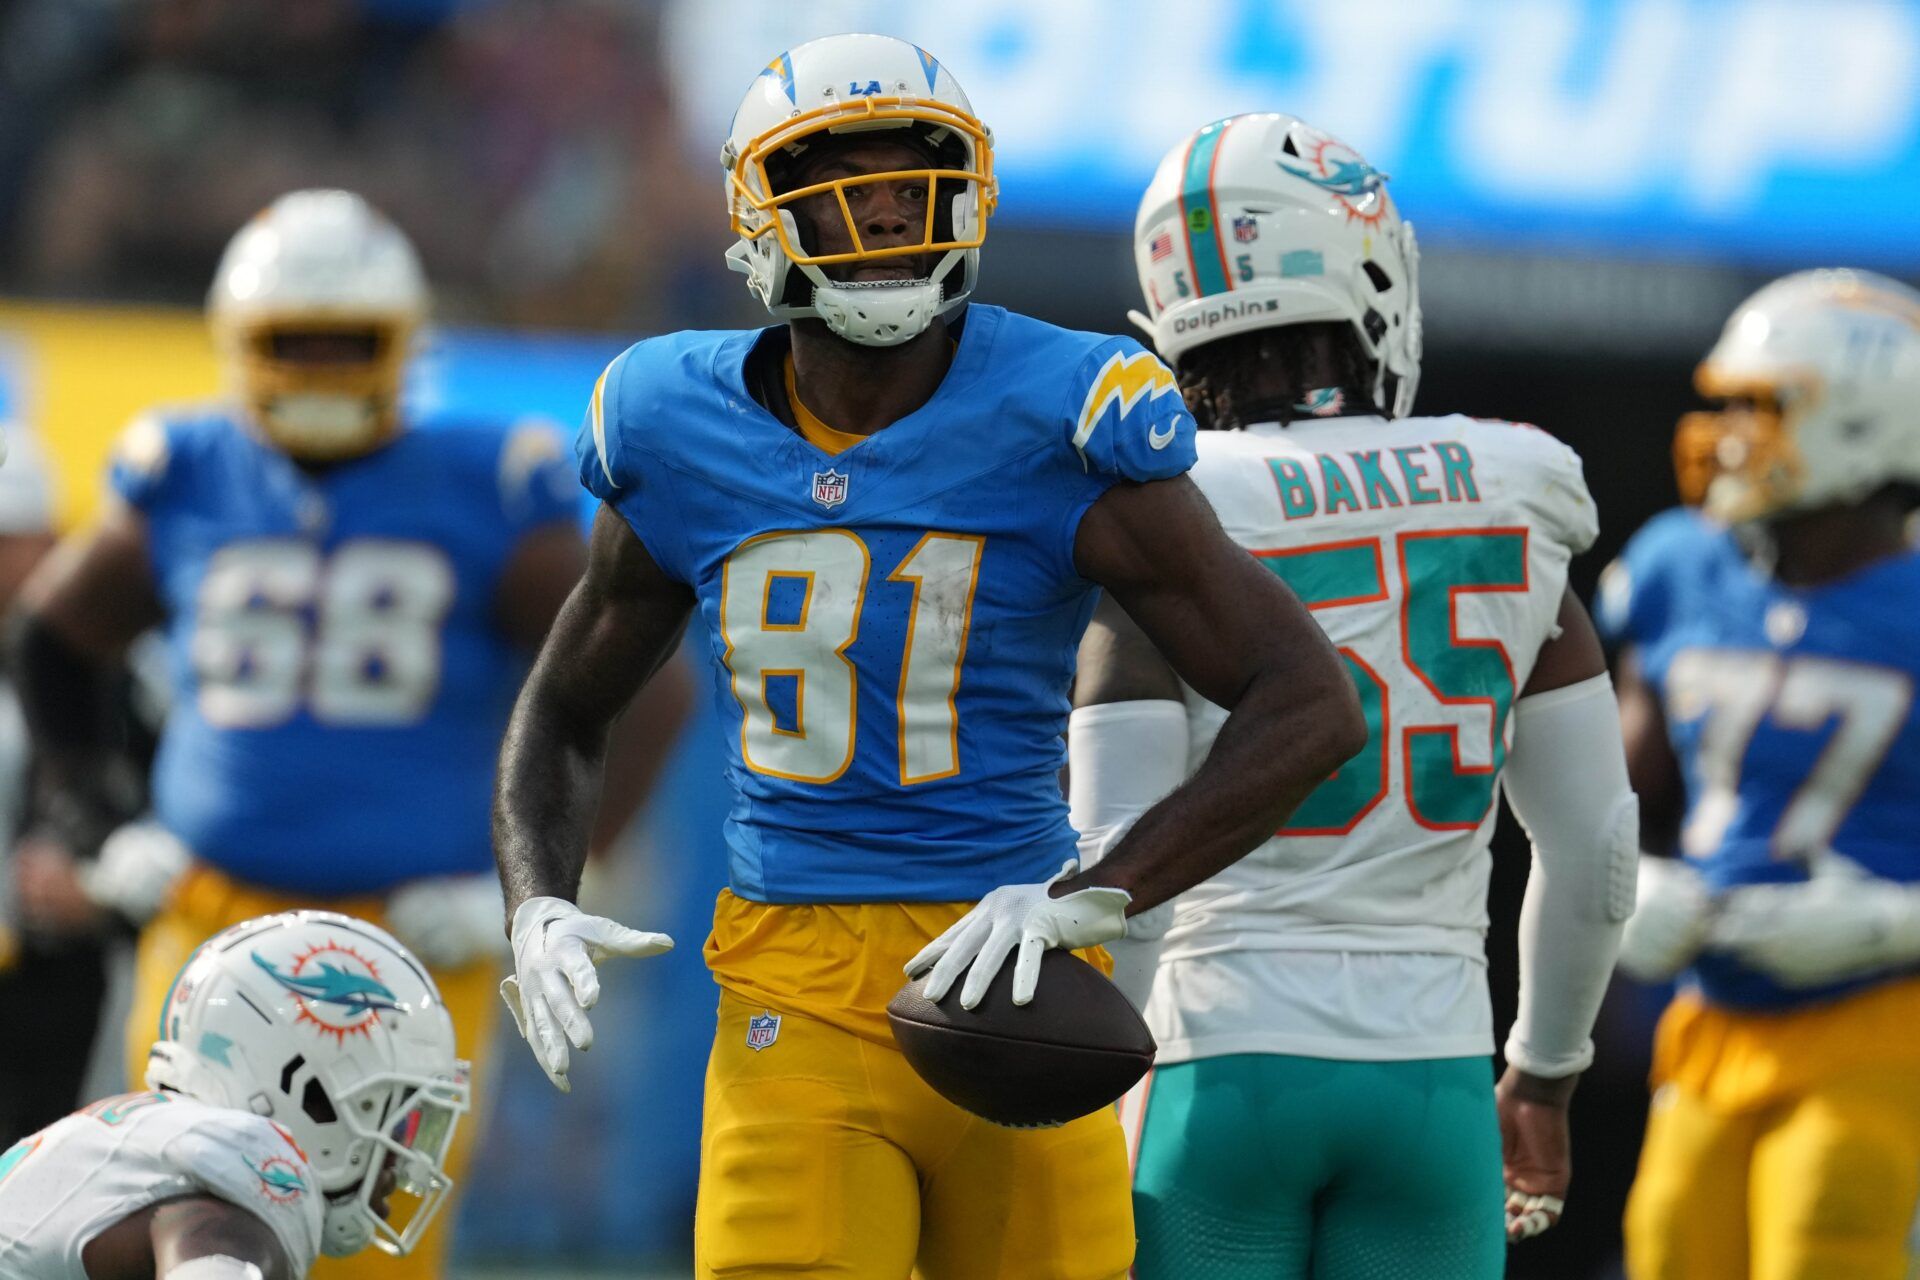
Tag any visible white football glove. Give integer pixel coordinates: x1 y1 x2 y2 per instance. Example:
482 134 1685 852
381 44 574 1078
1616 856 1713 983
1708 855 1920 988
81 821 191 924
501 896 673 1093
905 860 1131 1009
386 874 511 971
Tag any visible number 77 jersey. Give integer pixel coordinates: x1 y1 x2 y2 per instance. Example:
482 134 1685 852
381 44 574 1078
581 306 1196 904
1162 414 1598 963
1598 506 1920 1010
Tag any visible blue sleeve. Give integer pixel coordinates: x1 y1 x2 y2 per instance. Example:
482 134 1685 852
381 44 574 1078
575 345 635 506
1594 507 1701 651
495 419 580 534
571 342 689 581
1061 338 1197 482
106 413 183 513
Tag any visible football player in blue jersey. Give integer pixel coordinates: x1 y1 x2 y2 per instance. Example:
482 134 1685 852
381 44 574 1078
1602 269 1920 1280
492 33 1365 1280
10 189 670 1280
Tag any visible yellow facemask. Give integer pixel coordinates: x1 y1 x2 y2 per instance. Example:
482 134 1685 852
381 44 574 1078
728 94 996 271
1673 366 1816 523
216 312 415 462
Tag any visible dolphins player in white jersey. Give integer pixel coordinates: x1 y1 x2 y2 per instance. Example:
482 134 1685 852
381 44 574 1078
0 911 466 1280
1076 114 1637 1278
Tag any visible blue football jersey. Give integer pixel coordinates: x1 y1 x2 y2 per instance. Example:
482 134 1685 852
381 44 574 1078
582 305 1197 903
112 407 578 896
1598 507 1920 1009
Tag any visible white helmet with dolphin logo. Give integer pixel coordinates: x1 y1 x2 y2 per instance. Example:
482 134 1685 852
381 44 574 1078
145 910 468 1259
1132 113 1422 418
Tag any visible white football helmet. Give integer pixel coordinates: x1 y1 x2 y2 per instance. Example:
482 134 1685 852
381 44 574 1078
208 190 427 461
1676 269 1920 523
1131 113 1421 418
722 33 995 347
145 911 468 1259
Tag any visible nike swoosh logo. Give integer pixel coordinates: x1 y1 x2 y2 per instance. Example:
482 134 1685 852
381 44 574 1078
1148 421 1177 450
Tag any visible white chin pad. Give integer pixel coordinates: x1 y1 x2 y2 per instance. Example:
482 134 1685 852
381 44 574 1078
265 393 379 450
813 279 941 347
162 1258 264 1280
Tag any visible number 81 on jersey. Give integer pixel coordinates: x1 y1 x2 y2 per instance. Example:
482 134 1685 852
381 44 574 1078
719 529 984 786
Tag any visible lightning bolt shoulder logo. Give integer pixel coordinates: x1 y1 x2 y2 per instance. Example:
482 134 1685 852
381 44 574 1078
253 944 403 1044
1073 350 1181 468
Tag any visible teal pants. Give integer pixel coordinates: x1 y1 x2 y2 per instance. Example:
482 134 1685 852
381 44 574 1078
1132 1054 1507 1280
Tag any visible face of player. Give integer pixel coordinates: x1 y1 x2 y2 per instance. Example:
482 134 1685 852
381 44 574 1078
266 329 384 363
369 1158 398 1220
787 138 938 283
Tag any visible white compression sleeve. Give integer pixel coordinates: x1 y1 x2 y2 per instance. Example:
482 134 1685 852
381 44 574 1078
1068 700 1190 1011
1501 673 1639 1078
163 1258 265 1280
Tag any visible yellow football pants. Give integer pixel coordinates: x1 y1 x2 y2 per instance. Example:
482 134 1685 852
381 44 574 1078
1625 985 1920 1280
127 864 501 1280
696 987 1135 1279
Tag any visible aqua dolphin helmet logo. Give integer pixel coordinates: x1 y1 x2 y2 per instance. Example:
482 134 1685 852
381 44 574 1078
1278 154 1383 198
1275 133 1390 225
253 942 403 1043
245 1154 308 1205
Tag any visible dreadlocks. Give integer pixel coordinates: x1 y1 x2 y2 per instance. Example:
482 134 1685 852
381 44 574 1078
1176 321 1375 431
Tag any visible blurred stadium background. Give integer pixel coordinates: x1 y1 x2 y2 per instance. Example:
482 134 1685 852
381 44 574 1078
1 0 1916 1275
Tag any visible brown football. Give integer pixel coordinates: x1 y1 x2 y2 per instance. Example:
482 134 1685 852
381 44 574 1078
887 949 1155 1129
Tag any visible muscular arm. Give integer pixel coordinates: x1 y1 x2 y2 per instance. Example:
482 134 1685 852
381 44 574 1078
493 505 694 917
1065 475 1365 912
13 501 164 852
1073 591 1181 706
1521 587 1607 697
491 518 693 859
493 520 587 653
151 1195 291 1279
1614 647 1684 856
82 1195 290 1280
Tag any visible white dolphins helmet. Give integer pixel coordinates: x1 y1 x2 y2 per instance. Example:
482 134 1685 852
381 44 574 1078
1675 269 1920 523
1131 113 1421 418
208 190 427 461
145 911 468 1259
722 33 996 347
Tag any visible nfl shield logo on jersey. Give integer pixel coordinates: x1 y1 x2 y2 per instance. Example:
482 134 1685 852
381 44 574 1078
746 1011 781 1051
811 468 849 509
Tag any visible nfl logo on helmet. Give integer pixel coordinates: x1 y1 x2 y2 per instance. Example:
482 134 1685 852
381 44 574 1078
1232 215 1259 243
811 468 849 509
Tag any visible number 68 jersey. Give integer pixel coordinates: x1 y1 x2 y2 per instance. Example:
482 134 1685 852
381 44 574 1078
583 305 1196 904
109 408 579 897
1598 507 1920 1011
